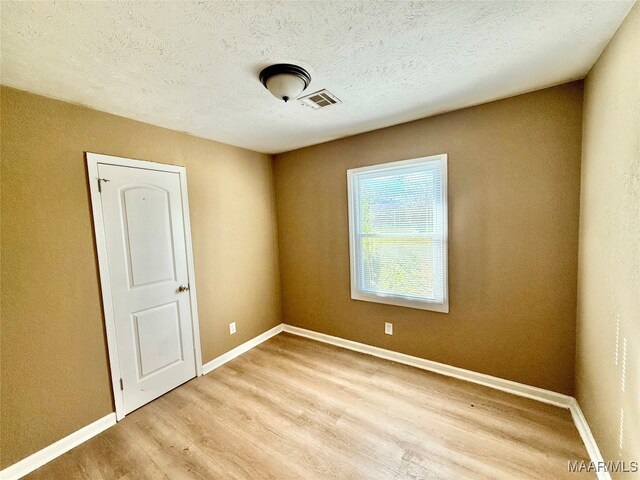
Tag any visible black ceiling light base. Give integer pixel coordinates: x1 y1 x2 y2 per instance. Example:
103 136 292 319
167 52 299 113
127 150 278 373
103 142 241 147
259 63 311 88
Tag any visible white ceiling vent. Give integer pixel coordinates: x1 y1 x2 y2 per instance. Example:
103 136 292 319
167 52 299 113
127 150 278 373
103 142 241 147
299 89 341 109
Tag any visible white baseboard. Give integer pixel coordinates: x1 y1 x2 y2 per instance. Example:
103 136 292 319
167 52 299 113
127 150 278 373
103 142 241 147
569 398 612 480
0 413 116 480
202 323 284 375
283 325 573 408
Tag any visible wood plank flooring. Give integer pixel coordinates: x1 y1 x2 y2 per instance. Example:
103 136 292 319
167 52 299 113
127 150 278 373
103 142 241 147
25 333 593 479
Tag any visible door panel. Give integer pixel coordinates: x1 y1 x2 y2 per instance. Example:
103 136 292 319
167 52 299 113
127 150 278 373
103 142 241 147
98 163 196 415
132 301 183 379
122 186 176 287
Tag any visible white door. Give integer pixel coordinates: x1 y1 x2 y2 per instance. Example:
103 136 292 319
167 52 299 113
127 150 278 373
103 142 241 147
90 156 199 416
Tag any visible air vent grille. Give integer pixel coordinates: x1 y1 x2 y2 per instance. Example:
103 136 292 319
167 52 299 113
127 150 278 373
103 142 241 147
299 89 341 109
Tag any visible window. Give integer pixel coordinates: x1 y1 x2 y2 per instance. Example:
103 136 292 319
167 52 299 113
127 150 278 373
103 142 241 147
347 154 448 312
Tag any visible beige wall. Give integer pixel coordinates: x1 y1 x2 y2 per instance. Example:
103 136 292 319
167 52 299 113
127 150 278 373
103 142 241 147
274 83 584 395
577 3 639 476
0 87 281 468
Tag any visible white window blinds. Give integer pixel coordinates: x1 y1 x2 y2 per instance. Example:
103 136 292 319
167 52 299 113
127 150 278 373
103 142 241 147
347 154 448 312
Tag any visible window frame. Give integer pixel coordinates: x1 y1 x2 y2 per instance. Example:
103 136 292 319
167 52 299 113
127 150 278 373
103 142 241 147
347 154 449 313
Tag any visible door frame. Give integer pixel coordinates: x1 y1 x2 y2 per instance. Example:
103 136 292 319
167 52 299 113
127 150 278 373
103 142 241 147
86 152 203 421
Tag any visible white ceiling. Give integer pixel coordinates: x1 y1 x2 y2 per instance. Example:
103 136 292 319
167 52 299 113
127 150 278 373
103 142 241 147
1 1 635 154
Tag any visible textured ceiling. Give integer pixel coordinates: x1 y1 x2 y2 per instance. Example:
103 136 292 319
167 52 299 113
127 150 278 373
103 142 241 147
1 1 635 153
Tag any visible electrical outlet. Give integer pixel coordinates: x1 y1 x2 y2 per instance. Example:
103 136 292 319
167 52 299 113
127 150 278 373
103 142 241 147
385 322 393 335
229 322 236 335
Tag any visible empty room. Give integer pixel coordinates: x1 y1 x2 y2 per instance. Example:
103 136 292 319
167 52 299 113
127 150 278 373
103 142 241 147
1 1 638 479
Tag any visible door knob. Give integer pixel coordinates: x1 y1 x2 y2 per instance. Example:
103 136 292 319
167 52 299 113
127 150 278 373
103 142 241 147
178 284 190 293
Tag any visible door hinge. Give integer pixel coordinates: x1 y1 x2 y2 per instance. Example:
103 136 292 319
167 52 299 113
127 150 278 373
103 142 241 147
97 178 110 193
119 378 124 391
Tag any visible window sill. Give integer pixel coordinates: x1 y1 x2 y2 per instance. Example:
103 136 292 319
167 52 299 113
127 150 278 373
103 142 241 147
351 290 449 313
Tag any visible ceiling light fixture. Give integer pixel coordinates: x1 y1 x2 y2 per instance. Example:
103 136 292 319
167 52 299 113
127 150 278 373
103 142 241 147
259 63 311 103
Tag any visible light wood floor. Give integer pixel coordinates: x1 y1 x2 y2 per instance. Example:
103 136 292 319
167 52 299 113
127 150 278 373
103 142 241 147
26 333 592 479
